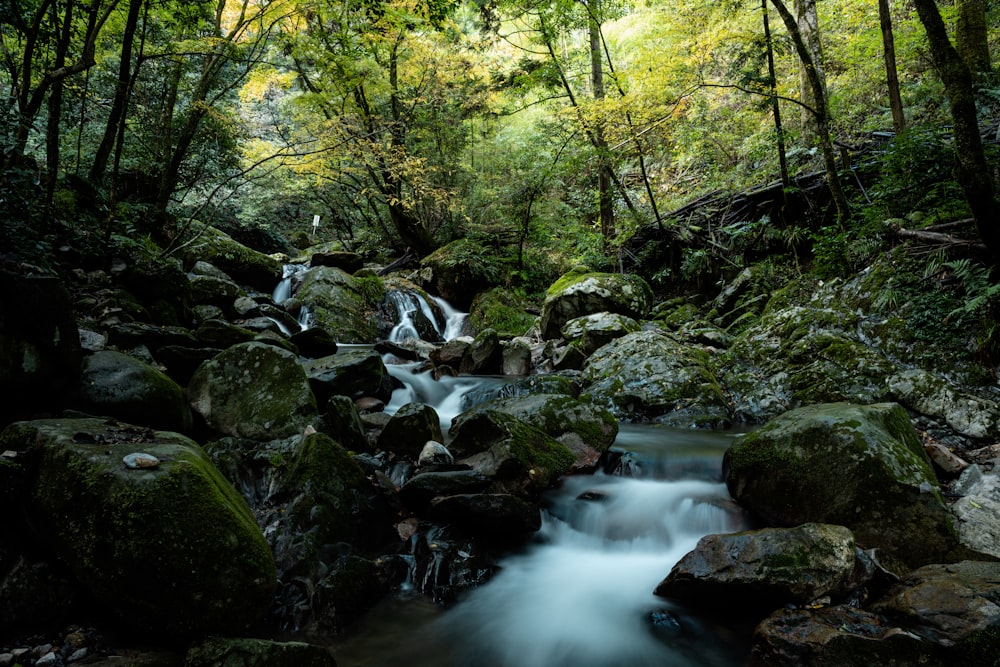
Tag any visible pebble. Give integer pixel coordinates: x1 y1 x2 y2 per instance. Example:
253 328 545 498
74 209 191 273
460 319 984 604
122 452 160 469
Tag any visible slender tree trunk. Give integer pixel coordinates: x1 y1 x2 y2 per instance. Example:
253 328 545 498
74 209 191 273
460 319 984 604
770 0 850 223
588 0 613 245
912 0 1000 258
763 0 790 191
879 0 906 133
792 0 826 140
955 0 991 76
91 0 143 182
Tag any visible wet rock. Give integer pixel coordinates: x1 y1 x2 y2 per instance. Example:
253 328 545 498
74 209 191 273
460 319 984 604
460 328 502 375
399 469 490 508
189 273 246 312
449 410 576 498
310 250 364 274
752 605 935 666
501 339 531 376
583 329 729 427
323 395 369 452
188 342 317 440
655 523 858 613
302 348 395 404
377 403 444 459
122 452 160 469
178 225 282 291
294 266 380 343
539 269 653 340
290 327 339 359
74 350 193 432
419 440 455 466
105 322 199 350
551 343 587 371
724 402 973 570
193 318 257 348
428 493 542 536
429 338 471 371
420 239 493 310
951 465 1000 559
1 417 277 635
154 345 222 386
871 560 1000 665
186 636 336 667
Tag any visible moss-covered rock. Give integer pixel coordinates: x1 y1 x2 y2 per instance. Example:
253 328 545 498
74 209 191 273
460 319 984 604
724 402 969 570
74 350 193 432
188 342 318 440
294 266 379 343
560 311 641 356
655 523 857 613
539 270 653 340
178 224 282 291
887 368 1000 440
469 288 538 336
582 329 729 427
377 402 444 459
301 348 394 404
420 238 498 310
1 418 276 635
449 410 576 498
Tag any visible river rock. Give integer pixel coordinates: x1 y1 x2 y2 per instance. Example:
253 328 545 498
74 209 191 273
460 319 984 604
178 225 282 291
105 321 199 351
294 266 379 343
449 410 576 498
0 273 82 426
460 328 502 375
560 311 641 356
188 342 317 440
451 393 617 470
428 493 542 536
290 326 339 359
419 440 455 466
193 318 258 348
724 402 969 570
430 338 472 371
74 350 193 432
323 395 369 452
301 348 395 405
377 403 444 459
310 250 364 274
887 368 1000 440
752 605 937 666
723 305 897 423
501 339 531 376
654 523 858 613
399 469 490 509
420 239 493 310
951 466 1000 559
0 418 277 635
539 269 653 340
870 561 1000 665
186 637 336 667
189 273 247 313
582 329 729 427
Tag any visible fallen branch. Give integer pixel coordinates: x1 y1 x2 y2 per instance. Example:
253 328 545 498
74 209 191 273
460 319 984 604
892 226 988 252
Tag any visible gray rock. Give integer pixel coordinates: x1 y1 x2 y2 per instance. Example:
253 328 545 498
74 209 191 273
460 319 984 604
501 339 531 376
724 402 973 570
294 266 379 343
887 368 1000 440
378 403 444 459
539 270 653 340
418 440 454 466
301 348 394 404
188 342 317 440
655 523 857 612
952 466 1000 559
560 311 641 356
75 350 192 432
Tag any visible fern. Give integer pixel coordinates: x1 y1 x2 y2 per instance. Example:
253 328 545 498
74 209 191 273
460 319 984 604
944 259 1000 322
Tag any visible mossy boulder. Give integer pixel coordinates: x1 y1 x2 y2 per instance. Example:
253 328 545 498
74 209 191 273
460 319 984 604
1 418 276 635
451 393 617 469
188 342 318 440
655 523 858 613
178 225 282 291
294 266 380 343
724 402 968 570
74 350 193 432
560 311 641 356
420 238 497 310
887 368 1000 440
377 402 444 459
539 269 653 340
460 328 502 375
582 329 729 427
448 410 576 498
301 348 395 404
469 288 538 337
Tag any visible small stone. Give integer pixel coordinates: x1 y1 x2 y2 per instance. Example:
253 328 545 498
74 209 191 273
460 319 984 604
33 644 54 658
35 652 58 667
418 440 454 467
122 452 160 469
0 652 14 667
1 450 16 459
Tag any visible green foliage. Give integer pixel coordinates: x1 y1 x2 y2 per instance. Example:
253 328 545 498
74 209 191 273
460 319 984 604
470 287 538 335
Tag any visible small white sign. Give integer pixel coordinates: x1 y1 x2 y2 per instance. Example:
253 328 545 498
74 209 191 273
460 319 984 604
312 214 320 229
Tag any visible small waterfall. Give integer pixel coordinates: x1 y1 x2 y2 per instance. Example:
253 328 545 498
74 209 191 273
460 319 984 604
433 296 469 340
385 362 505 434
297 305 312 330
387 291 424 343
273 264 306 304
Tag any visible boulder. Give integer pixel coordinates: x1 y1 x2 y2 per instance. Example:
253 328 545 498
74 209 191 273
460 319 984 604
377 402 444 459
752 605 939 666
310 250 364 274
294 266 380 343
871 561 1000 666
301 348 395 404
323 395 369 453
460 328 502 375
187 637 335 667
1 418 276 635
888 368 1000 440
582 329 729 427
194 318 258 348
399 469 489 509
428 493 542 536
188 342 317 440
724 402 969 570
420 239 495 310
501 339 532 376
290 327 339 359
74 350 193 432
378 280 445 342
539 269 653 340
106 322 199 351
178 225 282 291
560 311 641 356
654 523 858 613
0 273 82 426
449 410 576 498
451 393 617 470
189 273 246 312
952 466 1000 559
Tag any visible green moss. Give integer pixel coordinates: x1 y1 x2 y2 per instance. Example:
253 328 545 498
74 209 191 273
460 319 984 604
958 626 1000 665
470 288 538 336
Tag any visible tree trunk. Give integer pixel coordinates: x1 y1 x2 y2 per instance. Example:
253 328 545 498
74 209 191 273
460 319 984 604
912 0 1000 259
770 0 850 223
90 0 144 183
792 0 826 140
763 0 790 191
955 0 991 76
588 0 613 245
879 0 906 134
